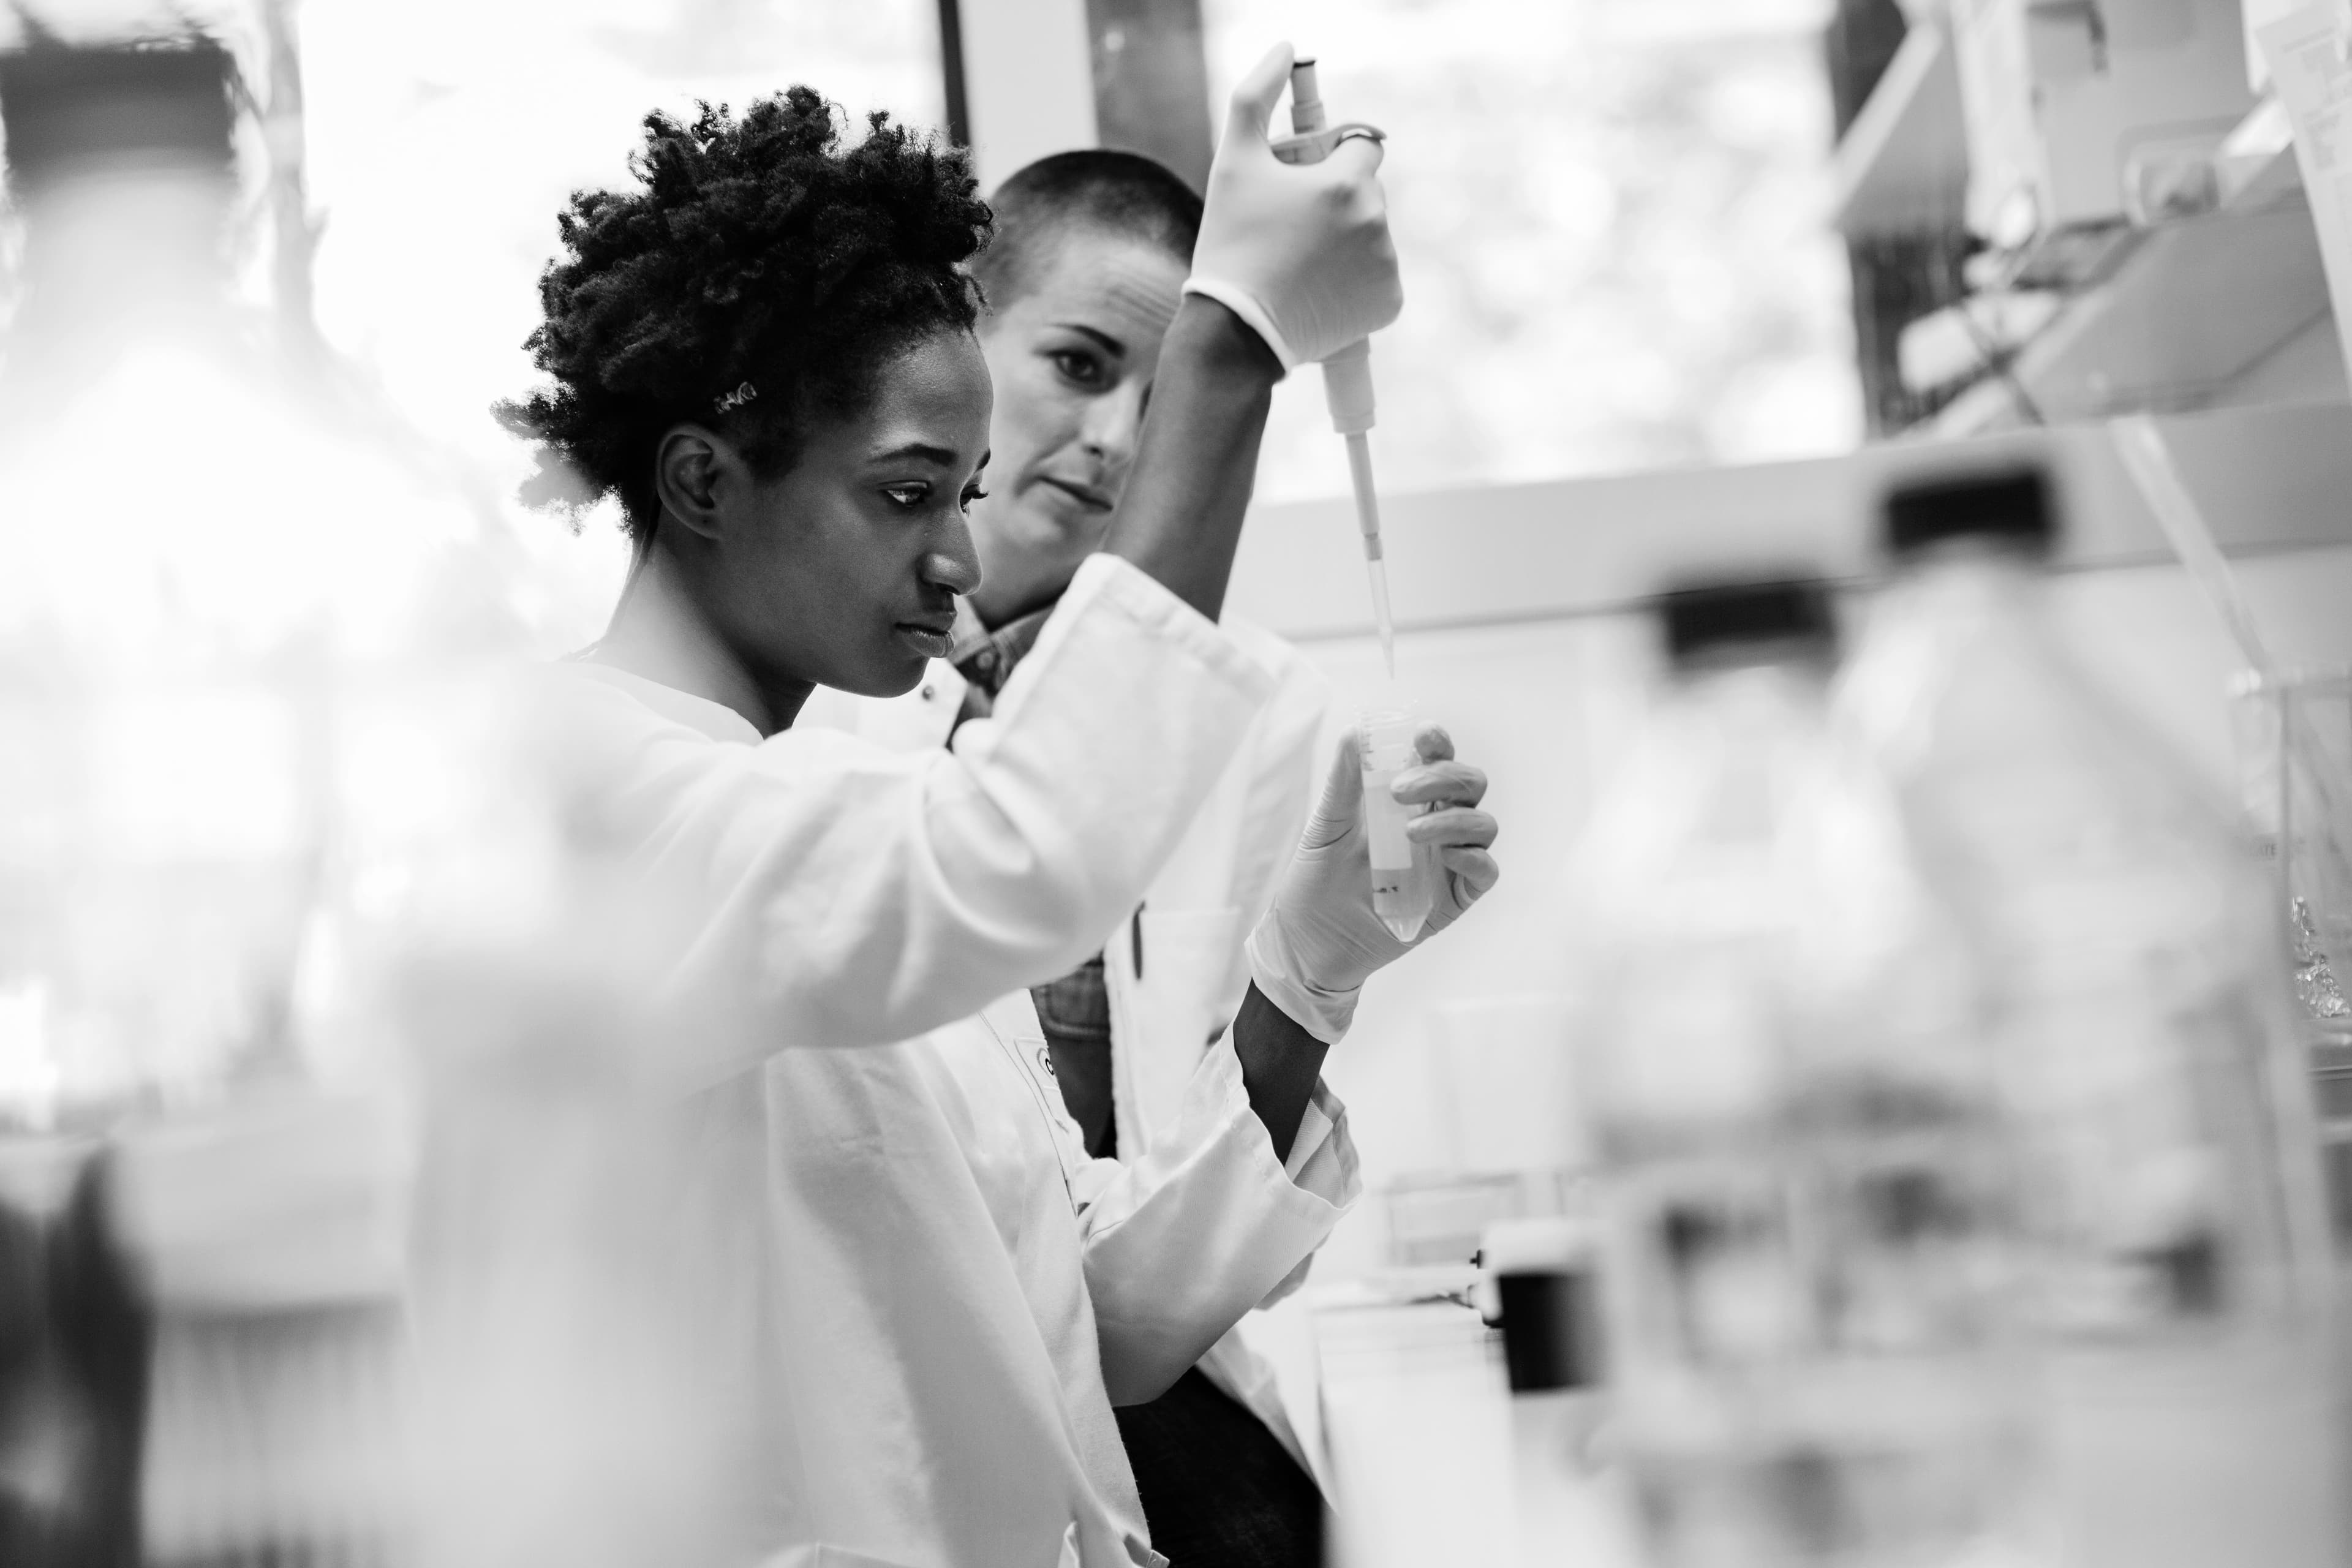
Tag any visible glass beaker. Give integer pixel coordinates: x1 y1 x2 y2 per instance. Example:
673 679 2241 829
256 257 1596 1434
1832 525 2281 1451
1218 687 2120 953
2231 667 2352 1046
2231 665 2352 1251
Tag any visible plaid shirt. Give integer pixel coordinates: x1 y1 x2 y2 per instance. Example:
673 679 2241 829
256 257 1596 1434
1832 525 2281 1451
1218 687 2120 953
949 601 1119 1158
944 601 1054 731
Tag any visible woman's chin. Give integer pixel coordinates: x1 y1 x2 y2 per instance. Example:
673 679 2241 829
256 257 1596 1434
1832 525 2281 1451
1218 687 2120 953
997 494 1109 560
830 643 935 700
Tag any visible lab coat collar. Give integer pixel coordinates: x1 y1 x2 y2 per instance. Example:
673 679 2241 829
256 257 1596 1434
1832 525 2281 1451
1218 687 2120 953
559 661 761 747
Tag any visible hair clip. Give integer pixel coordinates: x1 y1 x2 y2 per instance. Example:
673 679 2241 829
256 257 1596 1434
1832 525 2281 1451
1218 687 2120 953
715 381 759 415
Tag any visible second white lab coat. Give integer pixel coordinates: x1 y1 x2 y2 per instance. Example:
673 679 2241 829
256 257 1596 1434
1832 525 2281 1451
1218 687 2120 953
910 989 1356 1545
808 611 1335 1466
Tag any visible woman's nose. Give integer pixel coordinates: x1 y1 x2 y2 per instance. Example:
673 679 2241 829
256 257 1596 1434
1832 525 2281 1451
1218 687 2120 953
924 524 982 598
1080 380 1148 475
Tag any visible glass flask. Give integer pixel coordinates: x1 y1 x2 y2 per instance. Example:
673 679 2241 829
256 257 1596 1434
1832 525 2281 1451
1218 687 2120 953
1572 576 2046 1568
1835 467 2348 1568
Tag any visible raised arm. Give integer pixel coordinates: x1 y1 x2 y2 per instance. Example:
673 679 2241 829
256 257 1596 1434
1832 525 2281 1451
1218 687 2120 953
1103 42 1400 622
550 556 1267 1082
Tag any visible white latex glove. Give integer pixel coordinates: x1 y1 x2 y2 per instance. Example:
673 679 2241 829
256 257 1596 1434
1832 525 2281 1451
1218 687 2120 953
1247 723 1499 1042
1183 42 1404 372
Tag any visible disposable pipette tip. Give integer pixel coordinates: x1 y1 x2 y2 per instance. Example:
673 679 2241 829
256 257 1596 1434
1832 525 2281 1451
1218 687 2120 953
1348 433 1396 677
1368 560 1396 678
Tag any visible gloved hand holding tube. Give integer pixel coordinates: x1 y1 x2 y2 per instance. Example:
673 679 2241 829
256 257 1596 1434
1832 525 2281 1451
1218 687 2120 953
1245 723 1500 1044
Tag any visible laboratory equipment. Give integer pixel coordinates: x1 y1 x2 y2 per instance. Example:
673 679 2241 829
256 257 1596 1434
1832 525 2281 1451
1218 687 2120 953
1836 467 2348 1568
2231 666 2352 1248
1951 0 2252 276
1571 575 2044 1568
1482 1214 1604 1396
1273 58 1397 676
1359 707 1433 942
1483 1213 1638 1568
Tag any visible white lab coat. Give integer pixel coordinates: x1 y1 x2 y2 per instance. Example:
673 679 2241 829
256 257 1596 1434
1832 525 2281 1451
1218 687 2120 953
912 991 1355 1547
808 611 1336 1468
533 559 1335 1568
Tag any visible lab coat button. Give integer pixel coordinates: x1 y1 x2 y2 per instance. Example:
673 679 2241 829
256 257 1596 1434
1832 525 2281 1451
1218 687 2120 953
920 684 936 701
1037 1047 1056 1077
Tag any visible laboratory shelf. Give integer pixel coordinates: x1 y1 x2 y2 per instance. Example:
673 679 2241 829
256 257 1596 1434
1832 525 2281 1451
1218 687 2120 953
1919 97 2323 439
1922 97 2333 437
1831 20 1968 239
1228 400 2352 644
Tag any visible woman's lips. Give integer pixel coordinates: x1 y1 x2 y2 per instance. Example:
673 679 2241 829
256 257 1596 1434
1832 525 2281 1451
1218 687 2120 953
1040 477 1114 513
895 622 954 659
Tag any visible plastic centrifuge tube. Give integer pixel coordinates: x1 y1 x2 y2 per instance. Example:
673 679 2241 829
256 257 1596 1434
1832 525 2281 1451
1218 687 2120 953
1359 707 1432 942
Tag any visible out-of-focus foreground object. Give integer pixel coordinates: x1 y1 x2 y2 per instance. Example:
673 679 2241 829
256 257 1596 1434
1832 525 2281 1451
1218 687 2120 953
1952 0 2254 285
0 31 720 1568
1569 572 2041 1568
1837 466 2348 1568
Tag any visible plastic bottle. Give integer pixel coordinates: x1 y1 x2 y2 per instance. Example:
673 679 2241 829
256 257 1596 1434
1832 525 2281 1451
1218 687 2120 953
1359 707 1433 942
1835 467 2348 1568
0 37 522 1567
1571 576 2046 1568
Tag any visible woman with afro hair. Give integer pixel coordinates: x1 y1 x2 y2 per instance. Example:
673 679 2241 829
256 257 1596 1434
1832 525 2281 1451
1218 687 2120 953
503 47 1496 1568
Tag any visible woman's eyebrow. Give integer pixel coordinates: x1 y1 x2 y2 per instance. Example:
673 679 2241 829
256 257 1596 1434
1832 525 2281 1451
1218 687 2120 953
1052 323 1126 359
869 442 961 465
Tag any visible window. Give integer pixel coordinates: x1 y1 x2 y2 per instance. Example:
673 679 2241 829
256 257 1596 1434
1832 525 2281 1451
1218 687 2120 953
1202 0 1864 500
301 0 946 468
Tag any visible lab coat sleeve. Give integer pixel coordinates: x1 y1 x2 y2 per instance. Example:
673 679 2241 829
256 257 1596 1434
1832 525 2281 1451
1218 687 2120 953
1071 1038 1361 1406
546 556 1273 1082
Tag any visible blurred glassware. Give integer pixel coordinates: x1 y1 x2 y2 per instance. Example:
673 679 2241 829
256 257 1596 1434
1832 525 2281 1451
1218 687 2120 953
2230 666 2352 1042
1837 467 2349 1568
1569 575 2045 1568
2229 665 2352 1251
0 34 560 1568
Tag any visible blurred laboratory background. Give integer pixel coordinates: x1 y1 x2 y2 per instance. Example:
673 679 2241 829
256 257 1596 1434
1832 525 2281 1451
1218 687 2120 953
4 0 2352 1565
224 0 2352 1207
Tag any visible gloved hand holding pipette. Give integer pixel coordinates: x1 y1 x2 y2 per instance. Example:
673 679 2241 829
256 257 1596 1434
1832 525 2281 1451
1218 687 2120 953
1186 44 1405 676
1185 42 1402 371
1245 722 1499 1044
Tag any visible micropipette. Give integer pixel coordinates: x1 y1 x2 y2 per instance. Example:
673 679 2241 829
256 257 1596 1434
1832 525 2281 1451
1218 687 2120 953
1272 58 1397 677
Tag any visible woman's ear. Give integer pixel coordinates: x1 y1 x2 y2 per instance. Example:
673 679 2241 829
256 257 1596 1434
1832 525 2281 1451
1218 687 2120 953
652 424 739 543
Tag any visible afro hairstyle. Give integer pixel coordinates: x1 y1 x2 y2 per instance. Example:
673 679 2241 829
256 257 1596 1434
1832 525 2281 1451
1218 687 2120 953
496 88 992 542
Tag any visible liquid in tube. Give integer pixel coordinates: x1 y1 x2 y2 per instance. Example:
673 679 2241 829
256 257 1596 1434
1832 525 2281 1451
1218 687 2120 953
1359 708 1432 943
